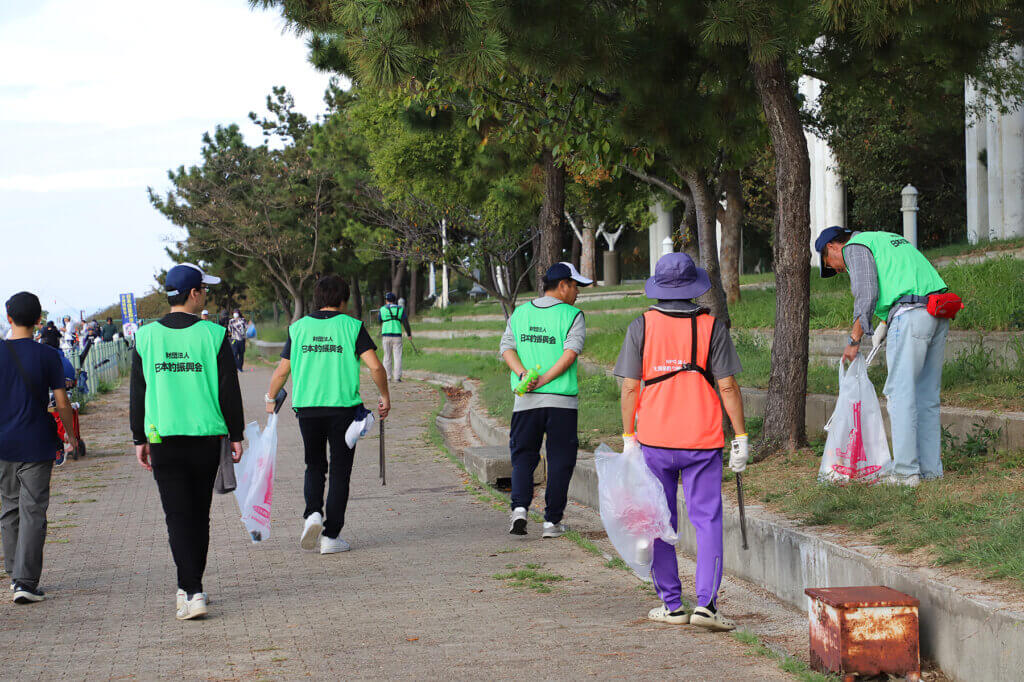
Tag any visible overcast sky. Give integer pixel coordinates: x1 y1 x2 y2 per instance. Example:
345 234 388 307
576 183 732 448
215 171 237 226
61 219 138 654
0 0 334 322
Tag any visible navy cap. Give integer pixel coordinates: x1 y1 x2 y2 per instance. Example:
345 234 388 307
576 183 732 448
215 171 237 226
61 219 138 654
385 292 397 303
543 261 593 287
814 226 852 278
165 263 221 296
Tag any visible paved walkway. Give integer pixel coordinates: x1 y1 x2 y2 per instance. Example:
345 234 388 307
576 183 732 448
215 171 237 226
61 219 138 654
0 367 789 681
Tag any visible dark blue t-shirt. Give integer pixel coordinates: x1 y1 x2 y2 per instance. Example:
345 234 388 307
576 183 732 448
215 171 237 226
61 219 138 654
0 339 64 462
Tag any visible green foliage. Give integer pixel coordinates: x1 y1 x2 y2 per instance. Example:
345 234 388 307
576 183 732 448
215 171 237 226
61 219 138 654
492 564 567 593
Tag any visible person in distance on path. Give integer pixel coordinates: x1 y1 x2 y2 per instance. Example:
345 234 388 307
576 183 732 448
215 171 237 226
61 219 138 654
815 226 951 487
501 262 590 538
378 292 412 383
615 253 749 632
130 263 245 621
264 275 391 554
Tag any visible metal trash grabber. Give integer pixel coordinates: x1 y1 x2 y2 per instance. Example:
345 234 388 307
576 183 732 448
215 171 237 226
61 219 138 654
408 337 421 355
378 416 386 486
735 472 749 550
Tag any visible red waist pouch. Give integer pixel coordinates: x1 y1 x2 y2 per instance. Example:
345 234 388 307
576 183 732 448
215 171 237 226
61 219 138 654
927 292 964 319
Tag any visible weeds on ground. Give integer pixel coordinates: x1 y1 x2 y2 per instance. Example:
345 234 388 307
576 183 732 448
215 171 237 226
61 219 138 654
493 563 567 593
732 630 839 682
941 421 1003 474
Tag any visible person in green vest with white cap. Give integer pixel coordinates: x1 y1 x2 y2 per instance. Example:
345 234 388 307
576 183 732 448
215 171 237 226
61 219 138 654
815 226 954 487
500 262 591 538
265 275 391 555
130 263 245 621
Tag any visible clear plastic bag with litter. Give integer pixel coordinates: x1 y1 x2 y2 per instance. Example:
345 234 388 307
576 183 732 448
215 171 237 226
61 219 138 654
594 442 679 577
233 414 279 543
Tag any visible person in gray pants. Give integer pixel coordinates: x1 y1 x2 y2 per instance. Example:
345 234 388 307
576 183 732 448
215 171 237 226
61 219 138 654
1 292 79 604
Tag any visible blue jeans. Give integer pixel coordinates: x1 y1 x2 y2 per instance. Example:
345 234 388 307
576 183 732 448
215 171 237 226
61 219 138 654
882 308 949 478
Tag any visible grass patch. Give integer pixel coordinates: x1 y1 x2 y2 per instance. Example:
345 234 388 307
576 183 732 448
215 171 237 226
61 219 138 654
493 563 567 593
923 236 1024 260
731 630 838 682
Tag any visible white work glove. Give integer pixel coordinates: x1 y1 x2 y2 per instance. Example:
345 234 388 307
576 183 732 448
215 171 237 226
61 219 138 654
622 433 640 456
729 433 749 473
872 322 888 349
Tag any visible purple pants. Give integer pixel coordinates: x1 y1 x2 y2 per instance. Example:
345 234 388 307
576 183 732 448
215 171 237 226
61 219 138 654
642 445 724 611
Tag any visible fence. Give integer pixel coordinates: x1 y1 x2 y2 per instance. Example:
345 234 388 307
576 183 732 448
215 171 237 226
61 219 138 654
65 339 132 403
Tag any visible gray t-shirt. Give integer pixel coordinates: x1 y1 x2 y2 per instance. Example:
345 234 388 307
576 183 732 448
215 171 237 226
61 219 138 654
612 300 742 381
499 296 586 412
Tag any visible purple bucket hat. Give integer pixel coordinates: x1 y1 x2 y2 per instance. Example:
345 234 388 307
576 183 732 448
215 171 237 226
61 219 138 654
644 252 711 300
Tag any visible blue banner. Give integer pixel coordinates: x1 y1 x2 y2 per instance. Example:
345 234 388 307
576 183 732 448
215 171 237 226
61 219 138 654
119 293 138 325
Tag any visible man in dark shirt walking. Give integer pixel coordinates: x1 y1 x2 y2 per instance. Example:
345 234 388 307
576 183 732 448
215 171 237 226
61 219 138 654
129 263 245 620
1 292 78 604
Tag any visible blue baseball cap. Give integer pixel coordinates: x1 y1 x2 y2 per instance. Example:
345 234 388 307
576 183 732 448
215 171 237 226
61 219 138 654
543 261 593 287
814 226 852 278
165 263 221 296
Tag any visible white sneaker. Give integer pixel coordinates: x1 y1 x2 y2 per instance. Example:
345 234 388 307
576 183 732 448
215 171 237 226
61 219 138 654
320 535 351 554
176 593 208 620
689 606 736 632
301 512 324 550
509 507 528 535
648 605 690 625
542 521 567 539
884 474 921 488
178 589 209 610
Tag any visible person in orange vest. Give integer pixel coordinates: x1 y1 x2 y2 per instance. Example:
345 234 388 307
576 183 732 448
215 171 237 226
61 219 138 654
614 252 749 632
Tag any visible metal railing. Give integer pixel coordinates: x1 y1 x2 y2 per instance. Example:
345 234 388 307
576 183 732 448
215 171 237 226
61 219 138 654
64 339 132 403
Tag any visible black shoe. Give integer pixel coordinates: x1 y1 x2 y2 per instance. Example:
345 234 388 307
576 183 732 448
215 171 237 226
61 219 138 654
13 583 45 604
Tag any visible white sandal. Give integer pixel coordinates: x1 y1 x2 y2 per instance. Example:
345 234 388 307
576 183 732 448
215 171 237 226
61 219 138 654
647 605 690 625
689 606 735 631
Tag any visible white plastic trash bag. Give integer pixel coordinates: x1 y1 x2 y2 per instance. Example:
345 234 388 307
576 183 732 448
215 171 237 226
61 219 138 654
233 414 279 543
594 442 679 577
819 355 891 484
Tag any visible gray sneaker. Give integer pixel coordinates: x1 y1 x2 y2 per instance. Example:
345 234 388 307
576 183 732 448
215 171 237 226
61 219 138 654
509 507 528 536
884 474 921 488
542 522 567 539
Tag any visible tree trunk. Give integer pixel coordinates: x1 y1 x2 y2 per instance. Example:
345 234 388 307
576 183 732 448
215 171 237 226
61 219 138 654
718 169 743 304
272 300 281 325
351 276 363 319
681 169 730 327
680 194 700 263
535 149 565 288
581 226 596 281
408 260 418 318
290 294 304 323
754 55 811 454
391 259 407 297
570 234 581 271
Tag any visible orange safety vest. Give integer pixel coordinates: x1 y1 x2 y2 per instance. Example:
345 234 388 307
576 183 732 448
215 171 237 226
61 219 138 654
634 309 724 450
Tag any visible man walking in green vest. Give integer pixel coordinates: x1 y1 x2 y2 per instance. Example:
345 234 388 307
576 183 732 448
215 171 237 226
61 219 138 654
379 292 412 383
815 227 951 487
500 262 591 538
130 263 245 621
264 275 391 554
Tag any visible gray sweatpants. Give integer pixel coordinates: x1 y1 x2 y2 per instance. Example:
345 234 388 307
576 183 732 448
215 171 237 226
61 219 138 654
0 460 53 589
382 336 404 381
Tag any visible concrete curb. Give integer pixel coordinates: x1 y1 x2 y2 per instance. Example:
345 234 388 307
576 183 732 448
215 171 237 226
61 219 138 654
418 370 1024 682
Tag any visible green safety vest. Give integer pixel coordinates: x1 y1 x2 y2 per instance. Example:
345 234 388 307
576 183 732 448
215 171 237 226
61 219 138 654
508 301 582 397
380 305 404 336
844 231 947 320
136 320 227 438
289 314 363 408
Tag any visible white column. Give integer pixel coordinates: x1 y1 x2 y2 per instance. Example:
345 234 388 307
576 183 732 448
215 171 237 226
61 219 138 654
1001 57 1024 240
901 184 919 247
648 201 672 274
800 74 846 262
440 219 450 308
986 101 1005 241
965 79 989 244
428 263 437 298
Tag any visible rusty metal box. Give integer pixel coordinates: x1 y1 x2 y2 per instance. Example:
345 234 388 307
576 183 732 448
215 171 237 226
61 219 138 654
804 586 920 681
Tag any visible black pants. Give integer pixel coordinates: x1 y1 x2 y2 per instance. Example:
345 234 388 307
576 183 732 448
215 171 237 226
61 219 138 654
509 407 579 524
150 436 220 595
298 412 356 539
231 340 245 371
